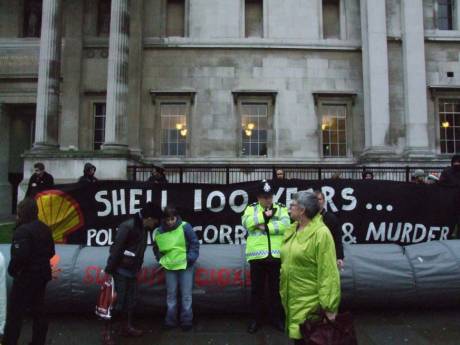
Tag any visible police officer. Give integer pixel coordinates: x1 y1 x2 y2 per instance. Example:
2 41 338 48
242 180 290 333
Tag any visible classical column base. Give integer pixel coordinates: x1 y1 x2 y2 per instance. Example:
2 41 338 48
359 146 396 162
32 142 60 151
402 147 434 160
102 143 130 154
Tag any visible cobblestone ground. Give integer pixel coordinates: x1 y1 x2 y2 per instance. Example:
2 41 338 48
14 309 460 345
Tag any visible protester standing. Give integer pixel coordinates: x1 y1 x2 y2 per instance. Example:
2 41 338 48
274 169 286 180
153 206 199 331
103 202 162 344
280 191 340 344
242 180 290 333
3 198 55 345
78 162 98 184
412 169 426 184
362 170 374 180
315 190 344 269
148 165 168 184
26 162 54 197
439 154 460 187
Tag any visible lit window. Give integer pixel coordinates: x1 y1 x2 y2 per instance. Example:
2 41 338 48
93 103 106 151
161 103 187 156
321 104 348 157
23 0 42 38
437 0 454 30
322 0 340 39
245 0 263 38
439 99 460 153
167 0 185 37
241 103 268 156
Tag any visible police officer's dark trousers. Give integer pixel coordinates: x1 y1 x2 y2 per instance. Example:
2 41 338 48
3 278 49 345
249 258 282 324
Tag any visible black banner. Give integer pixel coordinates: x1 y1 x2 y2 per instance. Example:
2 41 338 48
33 180 460 246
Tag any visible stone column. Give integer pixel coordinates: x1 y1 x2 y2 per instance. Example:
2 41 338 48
60 0 83 149
360 0 392 157
33 0 62 150
0 104 12 216
127 0 143 155
103 0 130 152
401 0 431 156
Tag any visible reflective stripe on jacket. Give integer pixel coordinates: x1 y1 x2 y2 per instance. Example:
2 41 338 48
242 202 290 261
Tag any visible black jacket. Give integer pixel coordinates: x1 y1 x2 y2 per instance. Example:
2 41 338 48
26 171 54 197
105 215 147 275
8 220 55 282
440 167 460 187
147 174 168 184
321 209 344 260
78 163 98 184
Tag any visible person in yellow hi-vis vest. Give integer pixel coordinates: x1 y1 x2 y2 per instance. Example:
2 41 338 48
242 180 290 334
152 205 200 332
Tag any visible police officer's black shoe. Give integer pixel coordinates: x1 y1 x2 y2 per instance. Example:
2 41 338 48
247 320 260 334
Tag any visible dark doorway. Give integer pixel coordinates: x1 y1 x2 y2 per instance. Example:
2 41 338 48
7 104 35 214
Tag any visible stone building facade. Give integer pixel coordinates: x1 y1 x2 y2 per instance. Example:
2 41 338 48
0 0 459 215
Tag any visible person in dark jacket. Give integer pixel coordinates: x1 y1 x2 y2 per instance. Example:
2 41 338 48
102 202 162 344
26 162 54 197
362 170 374 180
147 165 168 184
78 162 98 184
3 198 55 345
152 205 199 332
315 191 344 270
439 154 460 187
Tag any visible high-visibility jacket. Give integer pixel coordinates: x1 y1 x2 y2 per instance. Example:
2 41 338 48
154 222 187 270
242 202 290 261
280 214 341 339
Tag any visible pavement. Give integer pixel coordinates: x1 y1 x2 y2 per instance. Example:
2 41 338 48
14 309 460 345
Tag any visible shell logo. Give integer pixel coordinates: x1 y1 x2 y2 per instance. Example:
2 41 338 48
35 190 85 243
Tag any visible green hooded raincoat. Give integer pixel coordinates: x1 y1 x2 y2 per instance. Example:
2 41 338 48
280 214 341 339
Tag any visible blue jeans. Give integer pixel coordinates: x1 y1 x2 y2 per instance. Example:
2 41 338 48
164 266 194 327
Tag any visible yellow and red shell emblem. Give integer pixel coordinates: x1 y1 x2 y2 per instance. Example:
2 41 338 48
35 190 84 243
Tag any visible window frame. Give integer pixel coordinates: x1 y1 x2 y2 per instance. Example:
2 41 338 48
319 0 346 40
161 0 189 38
434 93 460 155
92 102 106 151
315 95 354 159
233 92 275 158
22 0 42 38
242 0 265 38
435 0 459 30
151 91 195 158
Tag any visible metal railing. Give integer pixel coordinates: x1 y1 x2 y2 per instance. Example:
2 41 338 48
127 165 446 184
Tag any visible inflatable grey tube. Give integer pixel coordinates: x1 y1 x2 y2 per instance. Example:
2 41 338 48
1 241 460 313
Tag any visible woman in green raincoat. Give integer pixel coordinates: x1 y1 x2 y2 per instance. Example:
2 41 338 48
280 191 341 343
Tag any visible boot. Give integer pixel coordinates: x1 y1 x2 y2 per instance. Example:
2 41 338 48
102 322 116 345
120 312 143 337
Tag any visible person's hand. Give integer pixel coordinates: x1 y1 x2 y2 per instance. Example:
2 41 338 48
325 312 336 321
264 209 273 218
337 259 345 271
